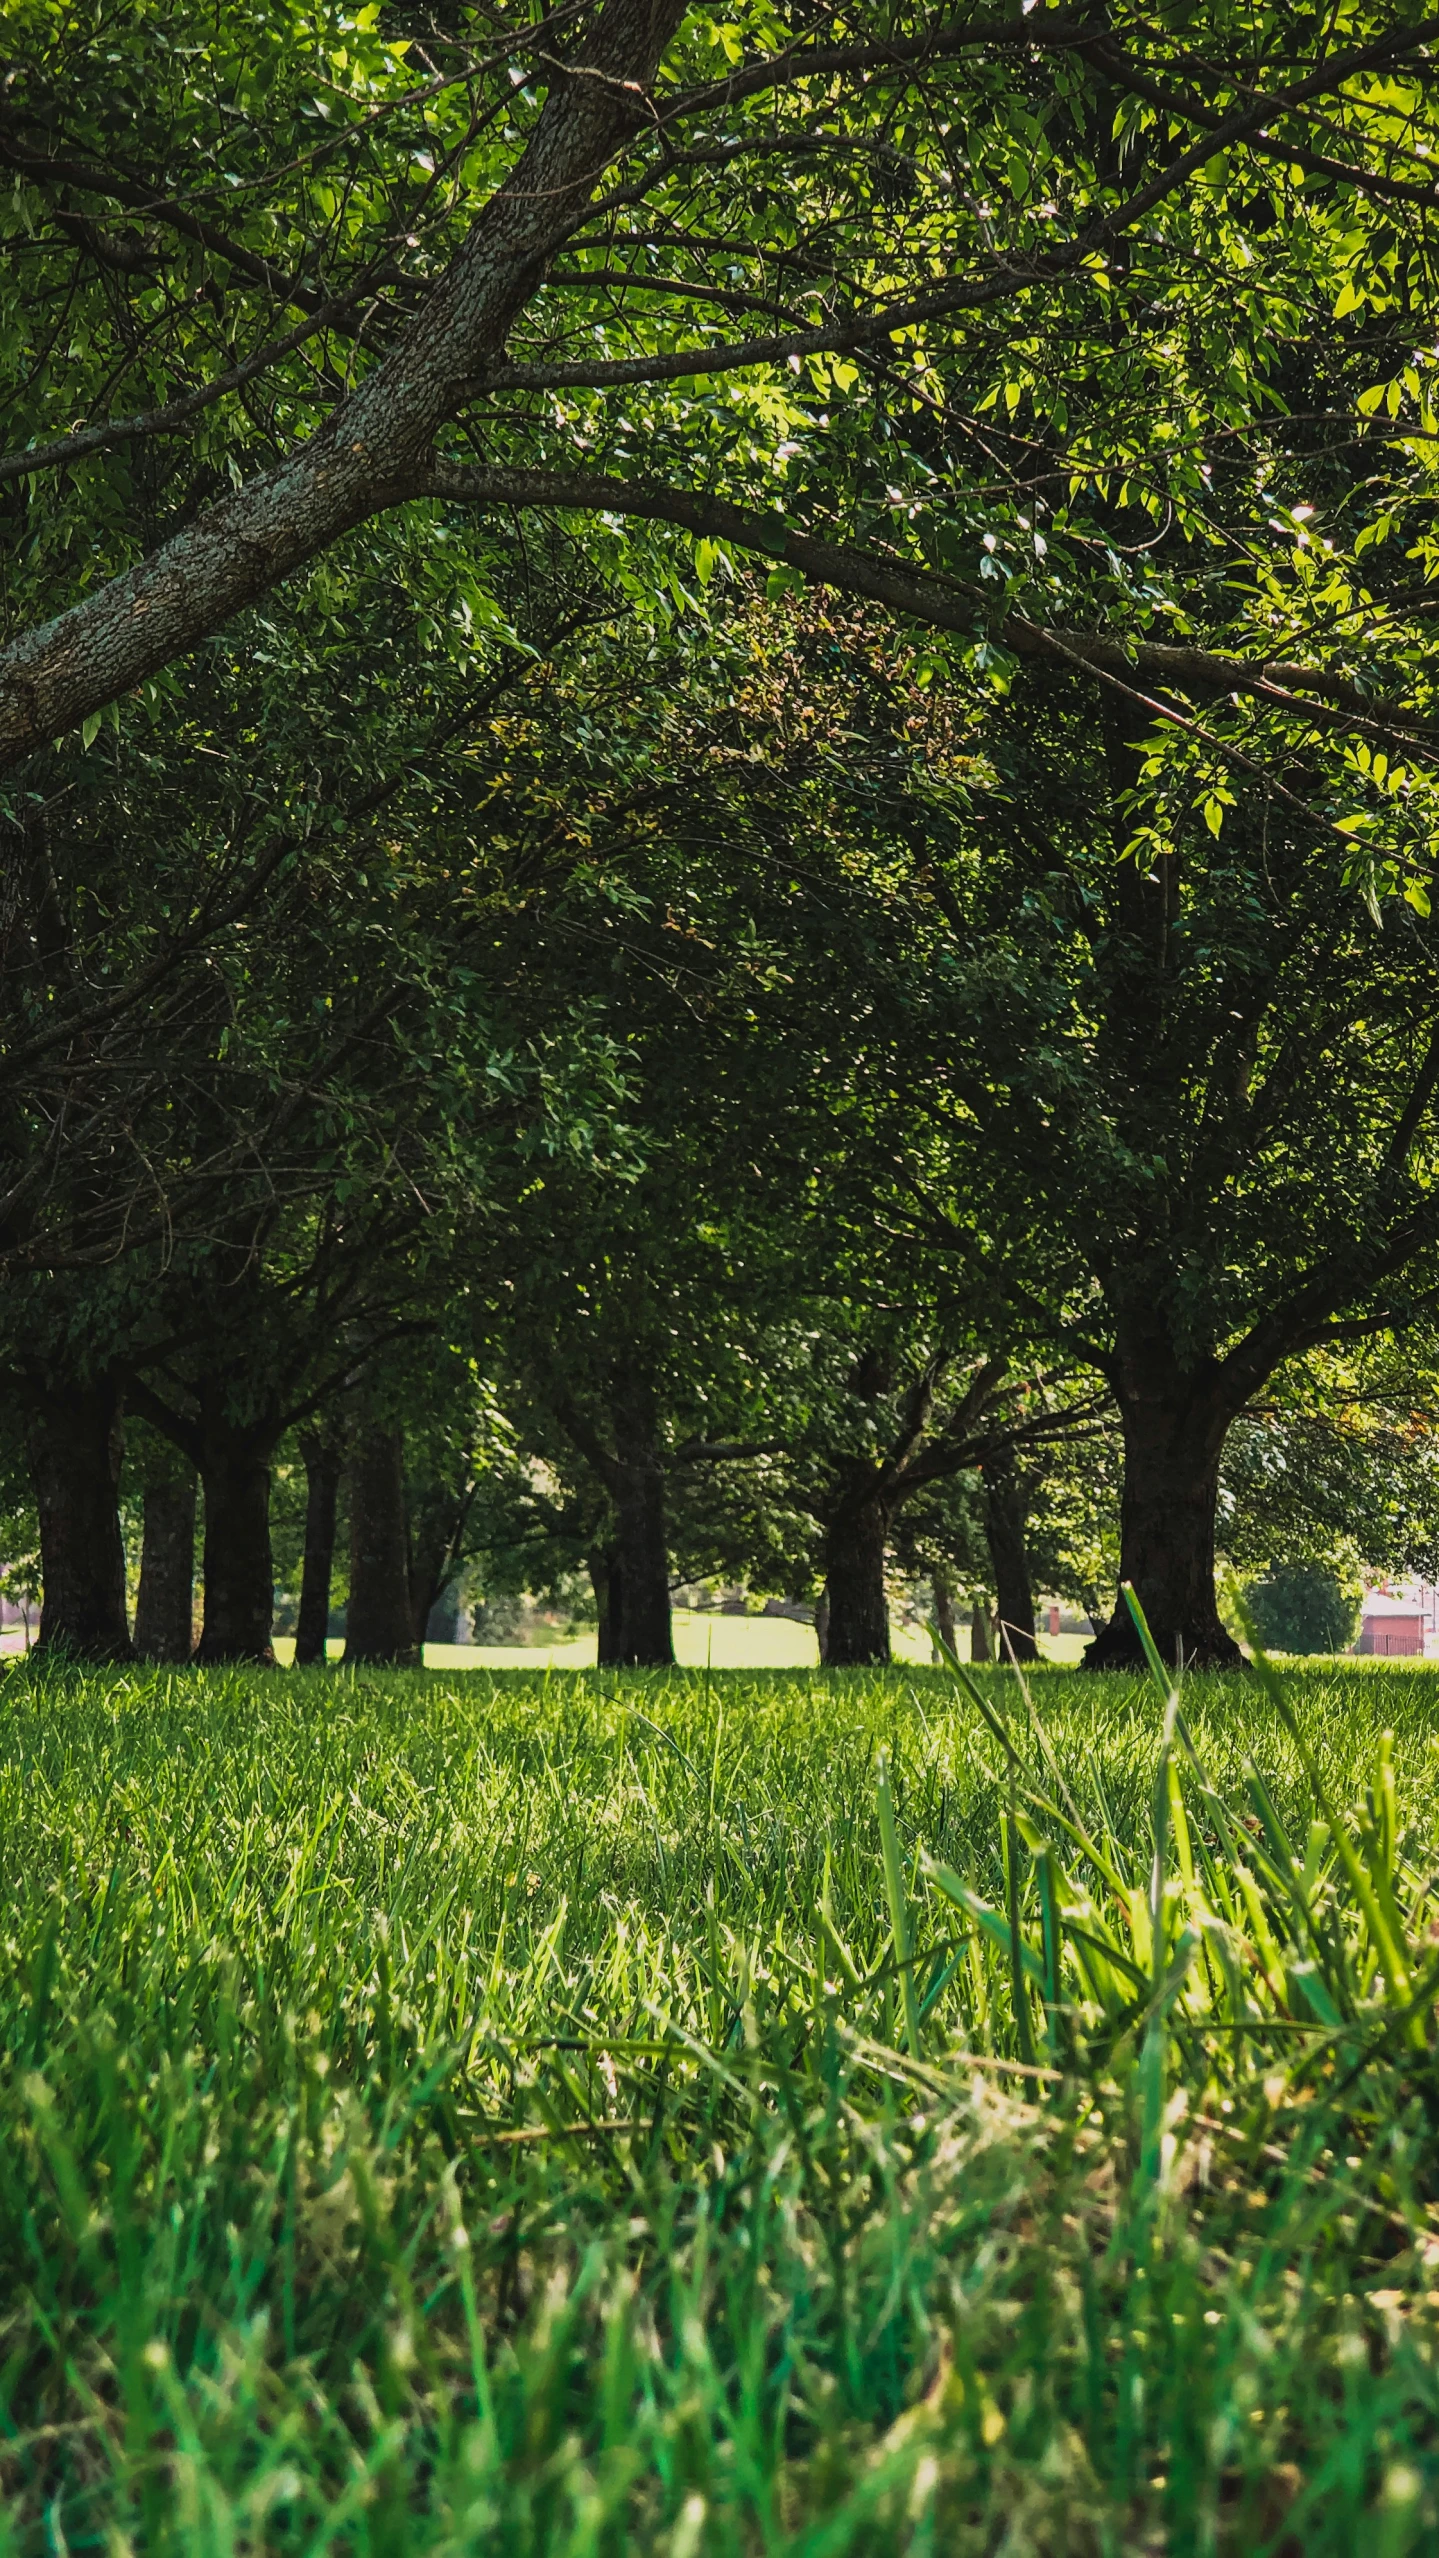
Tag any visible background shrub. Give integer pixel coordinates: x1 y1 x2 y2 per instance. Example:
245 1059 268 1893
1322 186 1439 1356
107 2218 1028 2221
1245 1562 1360 1655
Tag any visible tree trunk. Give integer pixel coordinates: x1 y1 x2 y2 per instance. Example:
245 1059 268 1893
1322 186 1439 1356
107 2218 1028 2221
609 1369 674 1667
932 1565 958 1660
612 1469 673 1665
25 1374 131 1660
195 1423 277 1664
589 1546 623 1667
983 1452 1038 1663
814 1589 830 1664
824 1491 891 1667
346 1424 418 1666
295 1428 342 1666
1084 1370 1241 1671
970 1599 994 1664
133 1471 197 1661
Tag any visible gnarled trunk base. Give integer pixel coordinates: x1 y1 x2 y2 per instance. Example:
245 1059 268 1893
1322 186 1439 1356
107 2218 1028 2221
1084 1396 1241 1672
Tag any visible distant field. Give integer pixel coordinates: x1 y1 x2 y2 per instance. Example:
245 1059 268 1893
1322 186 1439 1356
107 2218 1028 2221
270 1609 1093 1670
3 1651 1439 2549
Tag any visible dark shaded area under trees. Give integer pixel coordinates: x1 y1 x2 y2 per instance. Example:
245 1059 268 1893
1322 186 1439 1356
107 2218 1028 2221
4 2 1439 1666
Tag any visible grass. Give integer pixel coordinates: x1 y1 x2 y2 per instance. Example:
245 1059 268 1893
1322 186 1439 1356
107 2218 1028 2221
270 1613 1091 1671
3 1653 1439 2551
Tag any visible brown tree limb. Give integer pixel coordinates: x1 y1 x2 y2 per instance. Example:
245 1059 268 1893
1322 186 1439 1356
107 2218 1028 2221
421 461 1439 744
0 0 688 774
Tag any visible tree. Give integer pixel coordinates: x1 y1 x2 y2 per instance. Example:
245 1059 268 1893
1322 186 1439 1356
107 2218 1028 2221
489 1212 789 1668
938 672 1439 1666
130 1426 198 1664
2 1 1435 782
1220 1339 1439 1588
1246 1566 1361 1657
978 1442 1041 1664
21 1368 129 1660
705 625 1439 1664
340 1343 509 1661
345 1421 419 1668
0 523 634 1654
294 1420 346 1667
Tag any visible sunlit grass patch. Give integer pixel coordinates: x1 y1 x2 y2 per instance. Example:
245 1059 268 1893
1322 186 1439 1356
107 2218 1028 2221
0 1656 1437 2550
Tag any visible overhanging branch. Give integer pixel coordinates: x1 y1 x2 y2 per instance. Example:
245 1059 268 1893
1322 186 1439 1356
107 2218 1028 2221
421 462 1438 747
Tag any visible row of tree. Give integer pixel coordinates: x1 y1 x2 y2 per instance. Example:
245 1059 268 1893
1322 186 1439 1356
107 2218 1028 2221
4 1 1439 1668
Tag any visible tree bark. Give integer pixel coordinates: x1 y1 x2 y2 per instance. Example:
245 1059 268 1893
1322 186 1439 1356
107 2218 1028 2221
550 1363 673 1667
824 1491 891 1667
1084 1360 1242 1671
194 1422 277 1664
25 1373 131 1659
589 1546 623 1667
294 1427 342 1666
133 1470 196 1661
931 1564 958 1660
608 1368 674 1667
346 1424 418 1666
982 1452 1038 1663
612 1466 673 1666
0 0 691 774
970 1599 994 1663
814 1589 830 1664
128 1374 279 1665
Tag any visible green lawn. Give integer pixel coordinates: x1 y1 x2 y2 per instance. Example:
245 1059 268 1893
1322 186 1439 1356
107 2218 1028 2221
3 1654 1439 2551
277 1610 1091 1670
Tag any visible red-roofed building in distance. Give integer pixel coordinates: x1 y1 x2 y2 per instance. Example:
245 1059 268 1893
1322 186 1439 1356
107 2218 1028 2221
1355 1584 1433 1657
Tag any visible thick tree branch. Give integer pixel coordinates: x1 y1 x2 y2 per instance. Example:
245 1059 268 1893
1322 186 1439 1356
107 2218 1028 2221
550 1386 624 1496
0 0 687 774
1084 33 1439 212
0 9 1429 780
423 462 1438 744
481 32 1434 398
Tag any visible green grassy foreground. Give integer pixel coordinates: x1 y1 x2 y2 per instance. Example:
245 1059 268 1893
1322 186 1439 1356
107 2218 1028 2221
3 1659 1439 2552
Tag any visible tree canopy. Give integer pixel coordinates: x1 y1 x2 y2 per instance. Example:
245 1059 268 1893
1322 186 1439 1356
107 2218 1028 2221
7 3 1439 1666
5 0 1439 803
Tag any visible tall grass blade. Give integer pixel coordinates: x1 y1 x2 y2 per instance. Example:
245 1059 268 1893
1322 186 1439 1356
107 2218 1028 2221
876 1746 922 2059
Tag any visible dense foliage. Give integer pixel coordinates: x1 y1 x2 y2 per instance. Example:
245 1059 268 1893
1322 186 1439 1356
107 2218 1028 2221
5 2 1439 1661
1245 1559 1362 1654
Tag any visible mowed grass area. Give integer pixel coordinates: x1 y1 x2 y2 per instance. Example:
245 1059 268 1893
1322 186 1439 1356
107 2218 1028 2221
349 1613 1088 1671
5 1661 1439 2551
